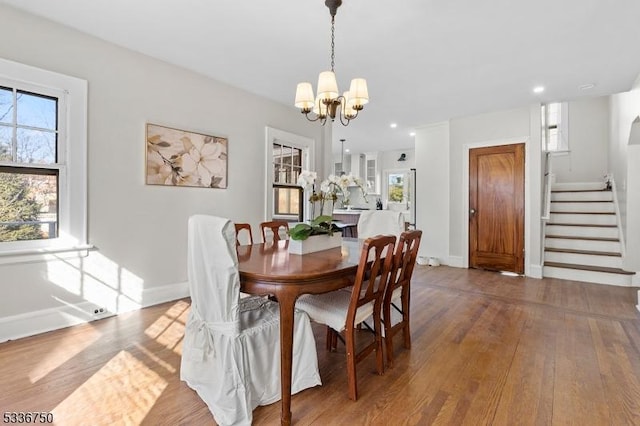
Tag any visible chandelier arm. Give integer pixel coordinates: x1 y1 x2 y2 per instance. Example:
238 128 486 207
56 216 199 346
337 111 351 126
303 113 320 123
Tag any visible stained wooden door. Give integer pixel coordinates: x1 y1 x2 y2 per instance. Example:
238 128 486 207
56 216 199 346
469 143 524 274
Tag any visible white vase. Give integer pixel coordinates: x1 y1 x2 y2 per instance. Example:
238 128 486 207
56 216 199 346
288 233 343 255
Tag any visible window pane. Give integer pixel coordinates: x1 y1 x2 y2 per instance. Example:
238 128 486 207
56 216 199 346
0 169 58 242
17 90 57 130
0 87 13 124
548 128 558 151
388 173 404 202
17 128 56 164
293 148 301 167
0 125 12 160
274 187 300 216
547 103 560 126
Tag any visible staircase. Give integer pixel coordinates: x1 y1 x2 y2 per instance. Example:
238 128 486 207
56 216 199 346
543 181 635 286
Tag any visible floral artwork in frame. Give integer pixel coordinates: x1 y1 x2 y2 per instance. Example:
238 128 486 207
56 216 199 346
146 123 228 188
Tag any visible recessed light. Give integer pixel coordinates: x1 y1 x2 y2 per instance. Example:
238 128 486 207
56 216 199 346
533 86 545 94
390 123 397 128
409 132 416 137
579 83 595 90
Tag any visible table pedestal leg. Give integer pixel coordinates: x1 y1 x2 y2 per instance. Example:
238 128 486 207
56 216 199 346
276 291 296 426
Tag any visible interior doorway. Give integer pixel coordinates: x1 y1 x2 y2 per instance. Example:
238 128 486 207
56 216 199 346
469 143 525 274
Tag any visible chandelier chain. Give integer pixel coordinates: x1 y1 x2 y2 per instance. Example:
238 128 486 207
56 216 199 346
330 16 335 72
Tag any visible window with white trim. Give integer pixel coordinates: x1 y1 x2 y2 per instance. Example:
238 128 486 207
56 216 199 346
272 142 303 221
542 102 569 152
265 127 313 222
0 58 87 259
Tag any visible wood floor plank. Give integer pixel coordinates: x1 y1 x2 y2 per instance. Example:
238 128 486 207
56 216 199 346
1 266 639 425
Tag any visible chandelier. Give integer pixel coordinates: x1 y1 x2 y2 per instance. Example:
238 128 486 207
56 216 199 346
294 0 369 126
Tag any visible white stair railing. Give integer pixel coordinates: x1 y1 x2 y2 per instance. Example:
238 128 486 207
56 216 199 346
605 173 627 260
541 152 554 269
541 152 553 221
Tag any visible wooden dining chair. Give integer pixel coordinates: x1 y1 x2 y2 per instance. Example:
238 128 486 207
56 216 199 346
234 222 253 246
296 235 396 401
382 230 422 367
259 220 289 243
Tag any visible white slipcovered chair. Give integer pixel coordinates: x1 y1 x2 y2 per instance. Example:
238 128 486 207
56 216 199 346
180 215 321 426
357 210 405 239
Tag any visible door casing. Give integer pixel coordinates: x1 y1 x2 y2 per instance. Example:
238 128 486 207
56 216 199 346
469 143 525 273
460 137 532 274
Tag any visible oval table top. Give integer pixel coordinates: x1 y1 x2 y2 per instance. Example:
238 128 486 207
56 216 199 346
237 238 363 288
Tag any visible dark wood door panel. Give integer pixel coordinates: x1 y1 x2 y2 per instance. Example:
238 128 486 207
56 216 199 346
470 143 524 274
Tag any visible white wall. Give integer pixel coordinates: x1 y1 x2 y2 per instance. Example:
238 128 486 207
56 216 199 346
448 107 540 269
552 97 610 183
0 5 322 340
414 123 449 264
608 85 640 271
413 107 543 275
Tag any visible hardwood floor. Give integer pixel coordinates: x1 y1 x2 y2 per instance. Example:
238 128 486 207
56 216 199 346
1 266 639 425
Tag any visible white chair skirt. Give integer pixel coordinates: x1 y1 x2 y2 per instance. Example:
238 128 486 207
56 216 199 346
181 296 321 426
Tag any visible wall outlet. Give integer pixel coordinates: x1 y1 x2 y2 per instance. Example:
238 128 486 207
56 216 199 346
92 307 108 317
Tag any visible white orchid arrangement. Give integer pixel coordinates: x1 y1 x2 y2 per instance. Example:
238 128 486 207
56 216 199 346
298 170 367 211
290 170 367 240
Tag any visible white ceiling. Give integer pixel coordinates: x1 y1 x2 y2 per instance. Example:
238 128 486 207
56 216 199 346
3 0 640 155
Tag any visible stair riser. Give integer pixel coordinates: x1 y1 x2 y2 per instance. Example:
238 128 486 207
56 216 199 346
551 192 613 202
552 182 606 191
543 266 633 287
544 252 622 269
545 238 620 252
549 213 617 226
550 202 614 213
545 225 619 239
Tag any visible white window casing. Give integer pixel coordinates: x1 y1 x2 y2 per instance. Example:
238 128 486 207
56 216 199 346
0 57 89 263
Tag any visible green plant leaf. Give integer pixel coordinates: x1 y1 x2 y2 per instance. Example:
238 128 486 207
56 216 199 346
289 223 313 240
311 215 333 226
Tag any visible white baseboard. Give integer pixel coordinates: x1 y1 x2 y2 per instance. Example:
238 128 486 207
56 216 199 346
528 264 543 279
0 281 189 343
448 256 464 268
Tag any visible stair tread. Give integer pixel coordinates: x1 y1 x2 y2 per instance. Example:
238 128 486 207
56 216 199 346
546 223 617 228
545 235 619 242
544 262 634 275
550 211 615 215
551 189 609 193
544 247 621 257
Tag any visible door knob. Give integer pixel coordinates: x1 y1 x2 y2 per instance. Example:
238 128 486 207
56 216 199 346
470 208 476 215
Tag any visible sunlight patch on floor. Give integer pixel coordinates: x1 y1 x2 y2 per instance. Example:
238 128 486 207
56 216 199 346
144 300 189 355
29 327 101 384
133 342 176 374
52 350 166 424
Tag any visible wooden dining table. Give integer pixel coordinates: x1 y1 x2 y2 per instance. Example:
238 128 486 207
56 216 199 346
237 238 362 426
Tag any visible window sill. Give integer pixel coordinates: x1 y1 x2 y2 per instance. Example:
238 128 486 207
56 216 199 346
0 244 95 265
